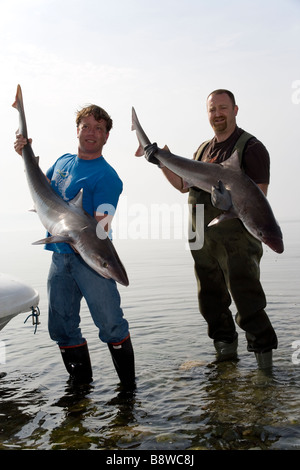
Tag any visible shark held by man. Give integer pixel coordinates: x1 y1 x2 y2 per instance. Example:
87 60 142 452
131 107 283 254
12 85 129 286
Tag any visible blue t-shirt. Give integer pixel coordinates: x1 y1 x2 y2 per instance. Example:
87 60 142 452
45 153 123 253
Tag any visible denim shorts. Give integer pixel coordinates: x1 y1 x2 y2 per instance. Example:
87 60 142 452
47 252 129 347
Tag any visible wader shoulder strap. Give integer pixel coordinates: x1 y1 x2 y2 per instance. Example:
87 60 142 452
232 131 254 165
194 140 210 161
195 131 254 166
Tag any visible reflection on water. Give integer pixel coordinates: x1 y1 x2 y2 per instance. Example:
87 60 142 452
0 221 300 450
2 355 299 450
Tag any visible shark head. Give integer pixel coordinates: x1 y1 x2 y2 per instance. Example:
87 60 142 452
88 252 129 286
261 232 284 254
250 219 284 254
75 226 129 286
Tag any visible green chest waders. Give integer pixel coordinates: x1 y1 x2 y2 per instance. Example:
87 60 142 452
188 132 278 358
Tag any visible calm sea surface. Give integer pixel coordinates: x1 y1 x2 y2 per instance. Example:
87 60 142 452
0 219 299 450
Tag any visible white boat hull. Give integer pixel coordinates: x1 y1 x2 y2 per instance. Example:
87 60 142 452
0 273 39 331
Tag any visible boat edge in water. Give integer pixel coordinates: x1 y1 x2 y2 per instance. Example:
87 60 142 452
0 273 39 331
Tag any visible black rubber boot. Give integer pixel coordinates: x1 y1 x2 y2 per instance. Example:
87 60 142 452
214 336 238 362
255 350 273 369
59 342 93 385
108 336 135 390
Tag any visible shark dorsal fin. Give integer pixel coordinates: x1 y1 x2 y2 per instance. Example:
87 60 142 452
69 189 84 208
220 150 240 170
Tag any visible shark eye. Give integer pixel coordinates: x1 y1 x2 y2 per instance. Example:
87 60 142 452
102 262 108 268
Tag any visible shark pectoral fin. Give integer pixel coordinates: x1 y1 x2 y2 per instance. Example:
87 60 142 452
211 180 233 211
32 235 74 245
208 210 238 227
135 144 145 157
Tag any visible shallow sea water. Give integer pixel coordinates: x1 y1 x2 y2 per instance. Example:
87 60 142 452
0 220 299 451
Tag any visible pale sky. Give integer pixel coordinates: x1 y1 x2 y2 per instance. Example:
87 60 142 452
0 0 299 235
